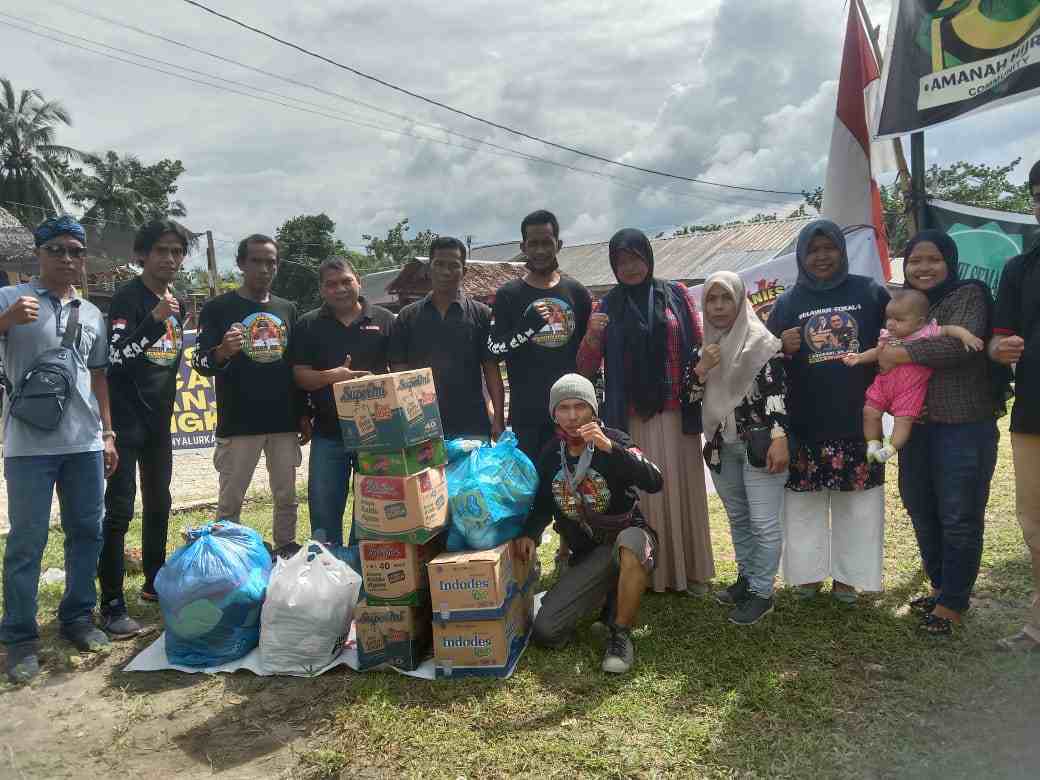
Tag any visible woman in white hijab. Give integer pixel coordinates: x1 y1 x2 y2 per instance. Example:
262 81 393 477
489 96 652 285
688 271 790 626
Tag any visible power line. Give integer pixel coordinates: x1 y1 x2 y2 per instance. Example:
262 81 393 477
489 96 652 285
0 13 791 211
179 0 806 197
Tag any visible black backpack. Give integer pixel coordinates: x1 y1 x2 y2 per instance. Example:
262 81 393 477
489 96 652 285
9 300 81 431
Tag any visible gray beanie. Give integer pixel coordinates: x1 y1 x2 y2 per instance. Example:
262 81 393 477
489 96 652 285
549 373 598 418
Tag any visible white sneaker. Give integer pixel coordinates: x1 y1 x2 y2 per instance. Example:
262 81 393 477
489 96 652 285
602 626 634 674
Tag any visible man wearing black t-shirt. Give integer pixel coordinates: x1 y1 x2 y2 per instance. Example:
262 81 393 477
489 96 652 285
389 236 505 440
97 220 192 637
193 235 309 556
488 209 592 462
990 158 1040 654
291 257 393 548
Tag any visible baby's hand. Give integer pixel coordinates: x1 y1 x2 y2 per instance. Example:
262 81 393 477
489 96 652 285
842 353 861 367
963 335 984 352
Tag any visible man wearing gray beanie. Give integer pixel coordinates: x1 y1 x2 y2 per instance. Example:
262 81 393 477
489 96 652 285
515 374 663 674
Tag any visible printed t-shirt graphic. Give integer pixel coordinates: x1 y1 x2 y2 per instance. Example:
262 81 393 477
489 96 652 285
241 311 287 363
804 309 861 364
552 466 611 520
145 315 183 366
525 298 576 349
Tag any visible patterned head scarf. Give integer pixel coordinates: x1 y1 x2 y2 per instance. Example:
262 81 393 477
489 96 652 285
34 216 87 248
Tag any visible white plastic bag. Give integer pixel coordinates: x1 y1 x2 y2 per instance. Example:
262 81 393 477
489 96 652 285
259 542 362 675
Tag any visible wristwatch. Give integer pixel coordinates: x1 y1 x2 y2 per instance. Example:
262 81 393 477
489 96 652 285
102 430 117 440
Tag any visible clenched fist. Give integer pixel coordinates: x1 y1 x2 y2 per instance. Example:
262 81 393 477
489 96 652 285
4 296 39 326
781 327 801 355
151 292 181 323
588 312 609 337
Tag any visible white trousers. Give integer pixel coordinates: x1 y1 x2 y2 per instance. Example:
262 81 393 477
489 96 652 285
781 486 885 592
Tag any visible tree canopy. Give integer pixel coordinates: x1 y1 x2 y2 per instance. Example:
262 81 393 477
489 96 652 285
272 213 365 311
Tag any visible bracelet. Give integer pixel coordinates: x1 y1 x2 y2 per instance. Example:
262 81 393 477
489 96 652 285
102 430 117 440
769 425 787 440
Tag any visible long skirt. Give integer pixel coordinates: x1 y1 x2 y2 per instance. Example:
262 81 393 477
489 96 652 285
629 408 715 592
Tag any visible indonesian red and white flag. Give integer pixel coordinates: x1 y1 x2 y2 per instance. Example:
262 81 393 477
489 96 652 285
822 1 896 281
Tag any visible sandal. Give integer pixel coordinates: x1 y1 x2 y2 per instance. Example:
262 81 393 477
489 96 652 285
920 612 955 636
909 595 938 614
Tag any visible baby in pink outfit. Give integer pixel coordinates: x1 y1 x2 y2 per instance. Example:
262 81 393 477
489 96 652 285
844 289 983 463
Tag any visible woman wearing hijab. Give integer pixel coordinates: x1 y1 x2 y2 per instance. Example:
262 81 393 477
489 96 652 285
878 230 1005 635
765 220 890 604
688 272 790 625
576 228 714 595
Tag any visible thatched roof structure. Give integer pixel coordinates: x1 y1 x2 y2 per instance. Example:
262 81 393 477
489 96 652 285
0 207 35 272
384 259 527 308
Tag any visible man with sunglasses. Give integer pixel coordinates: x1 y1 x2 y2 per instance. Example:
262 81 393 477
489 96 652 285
96 220 192 638
0 216 117 684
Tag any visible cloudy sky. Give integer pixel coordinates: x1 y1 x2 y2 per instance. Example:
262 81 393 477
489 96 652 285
1 0 1037 270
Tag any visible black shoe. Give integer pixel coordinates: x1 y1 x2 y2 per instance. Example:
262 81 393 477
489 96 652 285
715 576 750 606
99 599 143 640
729 594 775 626
59 622 111 653
602 625 634 674
5 641 40 684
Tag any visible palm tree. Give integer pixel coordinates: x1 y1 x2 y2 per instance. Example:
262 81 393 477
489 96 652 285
0 77 81 228
74 151 153 230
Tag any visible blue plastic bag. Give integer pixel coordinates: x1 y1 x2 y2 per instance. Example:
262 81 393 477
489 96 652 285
154 520 272 667
445 432 539 551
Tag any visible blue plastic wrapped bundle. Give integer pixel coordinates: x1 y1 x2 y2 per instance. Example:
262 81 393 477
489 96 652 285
155 521 273 667
445 432 539 551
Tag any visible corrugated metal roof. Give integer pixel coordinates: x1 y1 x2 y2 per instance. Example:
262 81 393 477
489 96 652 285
471 241 522 263
360 267 403 306
556 218 811 287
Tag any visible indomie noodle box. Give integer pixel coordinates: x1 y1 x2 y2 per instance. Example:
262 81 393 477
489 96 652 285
427 542 535 621
334 368 442 451
353 467 449 543
353 597 432 671
358 536 443 606
356 437 447 477
432 584 533 678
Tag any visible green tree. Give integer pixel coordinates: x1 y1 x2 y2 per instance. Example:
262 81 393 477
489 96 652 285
362 218 435 269
0 78 82 228
63 151 187 230
273 213 364 310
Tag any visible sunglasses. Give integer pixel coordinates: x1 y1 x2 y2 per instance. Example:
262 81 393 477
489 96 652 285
41 244 87 259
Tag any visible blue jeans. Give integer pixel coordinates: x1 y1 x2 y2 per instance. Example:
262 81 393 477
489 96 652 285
709 441 786 597
307 433 356 548
898 420 998 613
1 451 105 647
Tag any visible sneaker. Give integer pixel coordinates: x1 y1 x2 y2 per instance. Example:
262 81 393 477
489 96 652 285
729 594 775 625
99 600 143 640
715 576 750 606
5 642 40 684
59 622 111 653
602 625 634 674
272 542 302 561
996 630 1040 654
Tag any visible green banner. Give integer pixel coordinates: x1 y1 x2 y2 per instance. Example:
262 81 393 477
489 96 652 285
925 198 1039 294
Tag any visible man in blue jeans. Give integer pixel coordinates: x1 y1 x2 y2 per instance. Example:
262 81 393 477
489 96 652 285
1 216 119 684
290 257 393 549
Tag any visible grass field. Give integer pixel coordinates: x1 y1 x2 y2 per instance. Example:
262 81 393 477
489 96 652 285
1 420 1037 779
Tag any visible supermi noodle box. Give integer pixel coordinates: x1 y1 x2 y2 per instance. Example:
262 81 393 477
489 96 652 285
353 467 449 544
334 368 443 451
353 597 432 671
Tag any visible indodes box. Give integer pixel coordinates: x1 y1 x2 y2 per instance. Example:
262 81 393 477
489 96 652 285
335 368 442 451
427 541 534 621
353 467 448 544
353 597 431 671
359 537 442 606
432 587 533 678
356 438 447 477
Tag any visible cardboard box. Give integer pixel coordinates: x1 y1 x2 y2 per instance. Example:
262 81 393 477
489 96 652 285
353 597 431 671
359 537 442 606
427 541 535 621
354 467 449 543
335 368 442 451
356 438 447 477
432 586 534 678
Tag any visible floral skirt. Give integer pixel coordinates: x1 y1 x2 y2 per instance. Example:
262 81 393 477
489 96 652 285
787 437 885 492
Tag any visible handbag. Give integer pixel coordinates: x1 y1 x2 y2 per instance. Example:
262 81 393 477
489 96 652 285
744 426 772 469
9 300 81 431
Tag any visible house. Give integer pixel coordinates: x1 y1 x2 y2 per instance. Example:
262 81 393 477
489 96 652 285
0 206 35 285
365 259 528 310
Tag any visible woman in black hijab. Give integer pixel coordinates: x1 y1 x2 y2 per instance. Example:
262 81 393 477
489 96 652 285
575 228 714 595
882 229 1005 635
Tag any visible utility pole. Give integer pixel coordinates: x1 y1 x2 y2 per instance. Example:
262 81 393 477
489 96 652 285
206 230 218 299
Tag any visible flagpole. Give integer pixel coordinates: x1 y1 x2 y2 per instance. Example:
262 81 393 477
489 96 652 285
910 131 927 233
853 0 917 235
